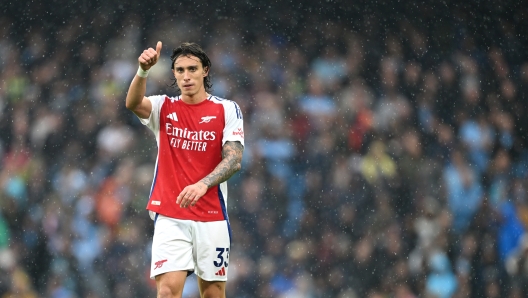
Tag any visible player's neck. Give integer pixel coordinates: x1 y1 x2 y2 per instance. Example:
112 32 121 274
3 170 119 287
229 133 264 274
181 90 208 105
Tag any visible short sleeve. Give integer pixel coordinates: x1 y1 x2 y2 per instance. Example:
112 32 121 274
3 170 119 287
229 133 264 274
139 95 166 133
222 101 244 147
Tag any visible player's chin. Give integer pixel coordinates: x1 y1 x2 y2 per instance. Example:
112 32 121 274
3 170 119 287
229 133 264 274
180 87 195 95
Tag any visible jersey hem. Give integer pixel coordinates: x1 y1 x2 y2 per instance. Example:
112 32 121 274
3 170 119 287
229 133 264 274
147 208 227 222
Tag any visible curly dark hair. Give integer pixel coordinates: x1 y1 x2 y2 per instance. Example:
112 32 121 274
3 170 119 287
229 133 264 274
170 42 212 93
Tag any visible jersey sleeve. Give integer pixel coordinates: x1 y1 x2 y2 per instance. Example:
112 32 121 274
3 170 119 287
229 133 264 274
138 95 166 133
222 101 244 146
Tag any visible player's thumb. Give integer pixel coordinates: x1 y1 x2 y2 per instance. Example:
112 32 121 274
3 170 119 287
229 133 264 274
156 41 162 57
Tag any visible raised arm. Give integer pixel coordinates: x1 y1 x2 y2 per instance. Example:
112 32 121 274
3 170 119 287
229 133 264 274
125 41 162 119
177 141 244 208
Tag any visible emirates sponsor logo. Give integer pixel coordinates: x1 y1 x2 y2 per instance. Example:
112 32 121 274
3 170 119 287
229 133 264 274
165 123 215 152
165 123 216 141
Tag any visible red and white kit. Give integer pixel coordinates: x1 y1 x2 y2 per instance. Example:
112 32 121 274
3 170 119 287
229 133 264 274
139 94 244 280
140 94 244 221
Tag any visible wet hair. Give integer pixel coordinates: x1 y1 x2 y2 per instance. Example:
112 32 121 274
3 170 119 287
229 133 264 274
170 42 212 93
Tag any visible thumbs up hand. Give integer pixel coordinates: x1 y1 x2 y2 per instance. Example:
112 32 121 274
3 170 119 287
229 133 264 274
138 41 162 71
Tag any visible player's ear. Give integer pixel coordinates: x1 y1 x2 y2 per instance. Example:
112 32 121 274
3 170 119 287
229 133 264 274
203 66 209 77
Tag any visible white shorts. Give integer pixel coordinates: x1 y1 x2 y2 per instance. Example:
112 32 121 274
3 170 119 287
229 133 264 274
150 214 231 281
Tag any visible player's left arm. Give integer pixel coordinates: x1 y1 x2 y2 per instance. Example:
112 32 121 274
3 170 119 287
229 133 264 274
177 141 244 208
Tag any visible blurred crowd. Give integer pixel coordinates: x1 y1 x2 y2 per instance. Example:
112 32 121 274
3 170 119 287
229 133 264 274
1 0 528 297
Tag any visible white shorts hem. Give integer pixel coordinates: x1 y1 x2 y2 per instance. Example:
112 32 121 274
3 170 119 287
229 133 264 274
195 273 228 282
150 268 195 280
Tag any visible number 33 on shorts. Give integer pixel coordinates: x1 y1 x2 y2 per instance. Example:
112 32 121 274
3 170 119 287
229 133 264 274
214 247 229 268
212 247 229 277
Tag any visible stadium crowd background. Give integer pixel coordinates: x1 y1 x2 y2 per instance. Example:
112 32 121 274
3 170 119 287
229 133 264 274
1 0 528 297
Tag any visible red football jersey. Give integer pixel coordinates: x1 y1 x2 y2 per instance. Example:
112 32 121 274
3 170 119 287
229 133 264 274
139 95 244 222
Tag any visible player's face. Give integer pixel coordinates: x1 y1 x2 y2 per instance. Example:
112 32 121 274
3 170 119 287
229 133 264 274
173 55 209 97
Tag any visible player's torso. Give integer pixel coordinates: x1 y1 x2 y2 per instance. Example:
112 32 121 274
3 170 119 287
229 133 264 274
149 97 227 221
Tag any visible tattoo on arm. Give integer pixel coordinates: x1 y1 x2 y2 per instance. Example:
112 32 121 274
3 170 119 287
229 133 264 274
199 141 244 188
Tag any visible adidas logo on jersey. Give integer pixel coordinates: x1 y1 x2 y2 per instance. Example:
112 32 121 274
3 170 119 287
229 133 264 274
167 112 178 121
215 267 226 276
